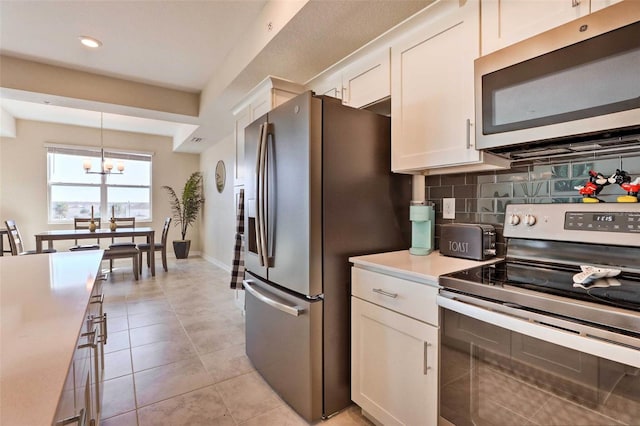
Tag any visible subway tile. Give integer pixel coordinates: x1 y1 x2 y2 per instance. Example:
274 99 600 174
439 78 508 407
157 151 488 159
496 166 529 182
551 179 585 196
530 164 569 180
442 173 467 186
496 199 510 214
455 198 465 212
477 199 494 213
466 199 478 213
571 158 621 178
425 175 441 186
480 213 504 225
513 181 549 198
453 184 477 199
621 155 640 174
476 173 496 184
429 186 453 199
480 182 512 198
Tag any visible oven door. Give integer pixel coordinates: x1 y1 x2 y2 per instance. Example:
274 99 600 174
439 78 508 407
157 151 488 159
437 291 640 426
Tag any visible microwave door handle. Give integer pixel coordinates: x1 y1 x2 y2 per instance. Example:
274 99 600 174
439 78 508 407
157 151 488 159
255 123 266 266
258 122 269 267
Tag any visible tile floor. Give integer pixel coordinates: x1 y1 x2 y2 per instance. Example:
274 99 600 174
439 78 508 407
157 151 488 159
99 257 373 426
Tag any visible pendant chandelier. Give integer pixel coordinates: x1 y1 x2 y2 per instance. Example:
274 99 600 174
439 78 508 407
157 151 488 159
83 113 124 175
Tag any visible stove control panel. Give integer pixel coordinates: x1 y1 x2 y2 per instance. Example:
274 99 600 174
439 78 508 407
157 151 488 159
564 211 640 233
504 204 640 246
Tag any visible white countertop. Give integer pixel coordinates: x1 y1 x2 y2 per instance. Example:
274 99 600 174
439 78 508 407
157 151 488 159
0 251 103 426
350 250 501 285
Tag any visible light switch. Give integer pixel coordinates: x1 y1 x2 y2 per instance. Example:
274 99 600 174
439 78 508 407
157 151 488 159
443 198 455 219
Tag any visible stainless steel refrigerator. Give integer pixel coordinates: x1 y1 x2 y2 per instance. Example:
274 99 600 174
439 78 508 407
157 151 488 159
243 91 410 422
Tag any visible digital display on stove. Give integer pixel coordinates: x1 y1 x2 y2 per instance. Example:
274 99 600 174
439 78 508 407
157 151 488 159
565 211 640 233
593 214 615 222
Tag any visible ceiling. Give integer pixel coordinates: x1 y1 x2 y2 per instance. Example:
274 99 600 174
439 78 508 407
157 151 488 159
0 0 431 153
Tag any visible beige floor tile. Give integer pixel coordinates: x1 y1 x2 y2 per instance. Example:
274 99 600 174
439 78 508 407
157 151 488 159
216 372 282 423
127 298 173 316
131 339 197 372
98 258 372 425
128 310 179 329
101 409 138 426
189 324 245 354
238 405 308 426
108 315 130 333
323 405 375 426
134 357 214 407
128 321 189 348
103 348 133 380
102 374 136 419
104 329 131 354
200 343 255 383
137 385 234 426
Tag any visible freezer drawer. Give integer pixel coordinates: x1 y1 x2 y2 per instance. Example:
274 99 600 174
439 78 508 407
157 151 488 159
244 273 323 422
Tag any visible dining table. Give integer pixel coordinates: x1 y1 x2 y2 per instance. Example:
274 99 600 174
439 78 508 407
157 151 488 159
34 227 156 276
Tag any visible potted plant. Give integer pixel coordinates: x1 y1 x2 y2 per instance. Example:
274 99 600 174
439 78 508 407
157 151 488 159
162 171 205 259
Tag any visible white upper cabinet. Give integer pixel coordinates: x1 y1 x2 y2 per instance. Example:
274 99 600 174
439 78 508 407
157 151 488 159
481 0 623 55
391 0 509 174
232 76 304 186
342 48 391 109
307 46 391 109
311 68 343 100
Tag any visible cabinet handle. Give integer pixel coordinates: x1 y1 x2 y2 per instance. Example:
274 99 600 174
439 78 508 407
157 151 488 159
93 312 108 346
79 323 101 417
372 288 398 298
56 408 85 426
424 342 432 375
97 273 108 282
466 118 471 149
572 0 581 7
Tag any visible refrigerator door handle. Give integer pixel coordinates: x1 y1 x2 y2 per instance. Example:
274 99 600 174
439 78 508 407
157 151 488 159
258 122 270 267
255 123 267 266
263 122 274 266
243 279 303 317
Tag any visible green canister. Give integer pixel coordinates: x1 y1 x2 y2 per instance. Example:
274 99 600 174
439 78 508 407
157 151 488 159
409 201 434 255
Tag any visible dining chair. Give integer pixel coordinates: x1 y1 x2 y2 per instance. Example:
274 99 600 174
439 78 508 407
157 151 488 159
109 217 136 247
102 245 140 280
107 217 137 271
137 217 171 274
4 220 57 255
69 217 101 251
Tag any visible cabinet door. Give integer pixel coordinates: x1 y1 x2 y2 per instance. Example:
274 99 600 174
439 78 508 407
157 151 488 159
342 48 390 109
391 0 481 172
590 0 623 13
310 69 343 100
351 297 438 426
481 0 590 55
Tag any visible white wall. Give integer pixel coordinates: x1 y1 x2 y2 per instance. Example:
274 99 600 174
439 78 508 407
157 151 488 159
200 132 236 270
0 119 200 253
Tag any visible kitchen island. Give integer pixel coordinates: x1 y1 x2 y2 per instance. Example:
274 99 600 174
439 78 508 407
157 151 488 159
0 251 104 426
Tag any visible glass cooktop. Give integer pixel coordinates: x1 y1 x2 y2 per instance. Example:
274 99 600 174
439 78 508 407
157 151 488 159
442 261 640 313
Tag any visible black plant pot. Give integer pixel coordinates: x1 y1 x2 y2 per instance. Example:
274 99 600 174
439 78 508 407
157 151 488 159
173 240 191 259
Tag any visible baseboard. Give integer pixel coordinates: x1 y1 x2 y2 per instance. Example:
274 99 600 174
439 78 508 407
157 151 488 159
202 254 232 272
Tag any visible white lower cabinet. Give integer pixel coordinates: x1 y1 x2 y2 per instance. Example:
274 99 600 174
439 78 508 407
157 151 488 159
351 267 438 426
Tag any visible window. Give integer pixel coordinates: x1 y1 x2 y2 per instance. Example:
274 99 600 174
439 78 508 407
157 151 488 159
47 145 152 223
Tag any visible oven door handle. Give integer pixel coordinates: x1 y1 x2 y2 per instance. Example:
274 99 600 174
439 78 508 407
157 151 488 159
437 291 640 368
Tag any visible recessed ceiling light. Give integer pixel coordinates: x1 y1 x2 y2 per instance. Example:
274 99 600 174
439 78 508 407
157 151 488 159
79 36 102 48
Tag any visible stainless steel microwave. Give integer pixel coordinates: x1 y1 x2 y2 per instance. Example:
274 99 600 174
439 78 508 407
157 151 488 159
475 2 640 151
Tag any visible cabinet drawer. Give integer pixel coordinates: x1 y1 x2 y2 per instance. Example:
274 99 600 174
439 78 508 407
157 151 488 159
352 267 438 326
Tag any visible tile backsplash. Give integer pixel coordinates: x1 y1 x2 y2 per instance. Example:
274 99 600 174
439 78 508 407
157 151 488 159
424 154 640 254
